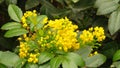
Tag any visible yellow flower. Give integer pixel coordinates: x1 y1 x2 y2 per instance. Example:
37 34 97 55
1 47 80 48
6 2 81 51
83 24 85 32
44 17 79 52
19 42 29 58
43 17 48 24
21 10 37 28
93 26 106 42
94 51 98 55
80 26 105 44
80 30 94 44
28 53 39 63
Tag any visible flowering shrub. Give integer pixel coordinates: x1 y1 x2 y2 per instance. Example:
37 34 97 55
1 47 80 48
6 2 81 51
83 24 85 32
0 4 106 68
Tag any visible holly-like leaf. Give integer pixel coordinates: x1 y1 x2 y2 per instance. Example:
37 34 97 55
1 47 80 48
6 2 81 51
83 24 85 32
39 62 50 68
38 52 54 64
4 28 28 38
112 61 120 68
50 56 63 68
0 51 20 67
75 46 92 60
62 58 77 68
94 0 109 8
1 22 22 30
0 63 7 68
25 63 38 68
85 54 106 67
36 15 47 30
65 52 85 67
113 50 120 61
8 4 23 22
14 58 26 68
95 0 119 15
108 10 120 35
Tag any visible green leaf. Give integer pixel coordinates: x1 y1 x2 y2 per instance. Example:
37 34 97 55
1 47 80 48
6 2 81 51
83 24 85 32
5 0 17 5
36 15 47 30
65 52 85 67
27 40 38 51
38 52 54 64
14 58 26 68
25 0 40 10
0 51 20 67
75 46 92 60
8 4 23 22
62 58 77 68
4 28 28 38
1 22 22 30
108 10 120 35
25 63 38 68
0 63 7 68
96 0 119 15
40 0 59 17
112 61 120 68
94 0 109 8
113 50 120 61
50 56 63 68
39 62 50 68
85 54 106 67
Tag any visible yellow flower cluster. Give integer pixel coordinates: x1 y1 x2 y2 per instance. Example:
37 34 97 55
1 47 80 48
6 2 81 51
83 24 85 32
21 10 37 28
80 30 94 44
93 27 106 42
80 26 106 44
46 17 80 52
28 53 38 63
19 42 29 58
18 10 106 64
19 41 39 63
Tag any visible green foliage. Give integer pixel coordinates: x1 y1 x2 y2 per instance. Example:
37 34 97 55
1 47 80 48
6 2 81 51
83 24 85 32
39 63 50 68
108 10 120 35
8 4 23 22
112 61 120 68
38 52 54 64
75 46 92 60
25 0 40 10
85 54 106 67
4 28 28 38
1 22 22 30
95 0 119 15
95 0 120 35
0 51 20 67
25 63 38 68
62 59 77 68
1 0 119 67
65 52 85 67
36 15 47 30
14 58 26 68
113 49 120 61
50 56 63 68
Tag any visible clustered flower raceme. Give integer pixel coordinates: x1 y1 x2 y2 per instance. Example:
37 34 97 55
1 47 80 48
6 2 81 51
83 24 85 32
21 10 37 29
44 17 80 52
80 27 106 44
18 10 106 64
